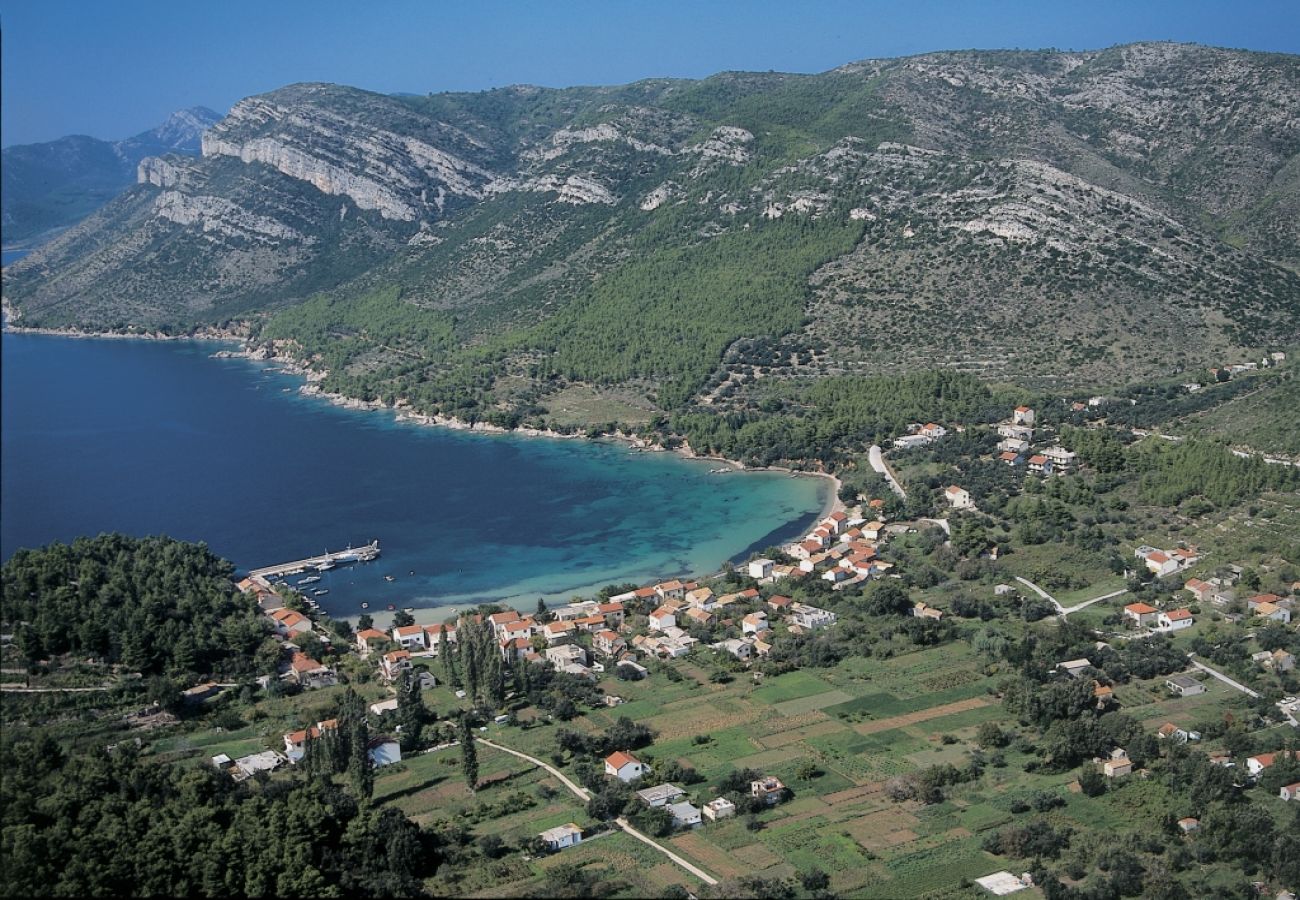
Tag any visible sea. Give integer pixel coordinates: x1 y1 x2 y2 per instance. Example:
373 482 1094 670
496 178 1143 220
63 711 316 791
0 331 826 618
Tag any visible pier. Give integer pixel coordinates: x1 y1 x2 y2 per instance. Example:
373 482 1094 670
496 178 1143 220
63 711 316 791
248 540 380 579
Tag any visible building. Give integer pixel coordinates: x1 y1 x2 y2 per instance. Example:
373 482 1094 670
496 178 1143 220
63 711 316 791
1026 454 1052 476
751 776 787 805
368 698 400 717
1253 600 1293 624
1059 659 1093 679
1123 602 1159 627
594 630 626 657
283 719 339 763
1183 578 1215 604
1280 783 1300 802
1138 549 1179 578
232 751 285 782
368 738 401 768
1041 446 1077 471
702 797 736 821
538 823 583 852
667 801 702 829
287 652 335 689
605 750 648 782
1165 674 1205 697
1247 751 1296 777
392 624 427 651
748 558 774 580
944 485 973 510
789 603 836 630
742 612 770 635
648 607 677 632
269 607 312 638
1102 749 1132 778
717 638 753 661
545 643 587 670
635 783 685 808
355 628 391 658
380 649 412 682
1013 406 1035 427
1178 817 1200 834
1158 608 1194 632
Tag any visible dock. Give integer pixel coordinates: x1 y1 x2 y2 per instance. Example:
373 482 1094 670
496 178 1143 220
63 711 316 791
249 540 381 579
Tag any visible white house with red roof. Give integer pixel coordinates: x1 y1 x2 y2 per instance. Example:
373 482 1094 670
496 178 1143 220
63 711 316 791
1183 578 1215 604
1247 751 1296 778
422 623 457 651
355 628 390 658
1157 608 1194 631
604 751 648 782
1137 548 1179 578
648 607 677 632
594 630 626 657
380 649 412 682
944 485 973 510
654 580 686 601
1123 602 1160 627
1280 782 1300 801
269 607 312 638
597 600 625 627
392 623 427 651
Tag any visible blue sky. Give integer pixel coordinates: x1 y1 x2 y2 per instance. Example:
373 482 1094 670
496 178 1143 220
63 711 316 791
2 0 1297 146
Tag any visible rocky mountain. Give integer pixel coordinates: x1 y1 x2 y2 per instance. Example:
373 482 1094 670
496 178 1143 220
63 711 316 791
5 44 1299 418
1 106 222 245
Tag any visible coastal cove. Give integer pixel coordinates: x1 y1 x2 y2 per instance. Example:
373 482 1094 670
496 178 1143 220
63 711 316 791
0 331 827 617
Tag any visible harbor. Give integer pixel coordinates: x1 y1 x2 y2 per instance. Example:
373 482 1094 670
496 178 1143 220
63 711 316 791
247 540 381 579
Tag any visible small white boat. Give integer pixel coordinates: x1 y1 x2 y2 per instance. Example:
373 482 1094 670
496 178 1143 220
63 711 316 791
296 575 321 585
312 589 330 597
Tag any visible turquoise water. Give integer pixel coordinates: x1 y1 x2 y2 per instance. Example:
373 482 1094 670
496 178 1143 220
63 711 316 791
1 332 825 614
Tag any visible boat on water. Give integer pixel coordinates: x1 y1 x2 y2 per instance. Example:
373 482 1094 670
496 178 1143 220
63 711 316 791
360 602 369 610
386 604 396 611
312 589 329 597
316 560 336 572
384 575 395 582
296 575 322 585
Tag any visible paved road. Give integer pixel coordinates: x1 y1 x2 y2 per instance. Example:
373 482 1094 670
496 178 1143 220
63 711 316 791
868 445 907 499
1188 657 1260 699
1013 577 1127 618
479 737 719 885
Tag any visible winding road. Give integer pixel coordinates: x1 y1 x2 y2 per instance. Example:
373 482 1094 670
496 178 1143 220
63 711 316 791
1013 576 1127 618
868 445 907 499
478 737 719 886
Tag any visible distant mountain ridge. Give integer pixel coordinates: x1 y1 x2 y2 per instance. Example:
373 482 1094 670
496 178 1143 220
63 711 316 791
4 44 1299 419
1 107 222 245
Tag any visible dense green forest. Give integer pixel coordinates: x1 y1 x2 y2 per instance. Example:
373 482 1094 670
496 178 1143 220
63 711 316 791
0 740 434 897
0 535 268 679
1130 439 1300 508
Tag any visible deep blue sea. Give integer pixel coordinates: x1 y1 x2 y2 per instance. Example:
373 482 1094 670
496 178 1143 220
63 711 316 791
1 332 825 618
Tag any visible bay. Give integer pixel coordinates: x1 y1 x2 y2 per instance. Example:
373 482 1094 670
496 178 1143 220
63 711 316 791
0 331 826 616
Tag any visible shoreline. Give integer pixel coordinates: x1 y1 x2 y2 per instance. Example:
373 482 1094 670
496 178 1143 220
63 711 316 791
4 316 842 601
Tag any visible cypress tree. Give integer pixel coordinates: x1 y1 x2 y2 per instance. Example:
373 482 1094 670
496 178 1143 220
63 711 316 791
459 714 478 793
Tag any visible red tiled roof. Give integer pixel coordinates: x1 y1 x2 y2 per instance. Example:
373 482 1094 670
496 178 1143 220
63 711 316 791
605 750 640 770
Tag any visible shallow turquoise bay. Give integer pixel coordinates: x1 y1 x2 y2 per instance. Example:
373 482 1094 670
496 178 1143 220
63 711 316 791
1 332 826 614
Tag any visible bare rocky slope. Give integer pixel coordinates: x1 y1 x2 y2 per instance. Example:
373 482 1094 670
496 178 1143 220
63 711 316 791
5 43 1298 410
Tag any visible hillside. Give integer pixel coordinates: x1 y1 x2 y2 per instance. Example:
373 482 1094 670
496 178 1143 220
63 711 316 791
4 44 1299 418
0 107 221 246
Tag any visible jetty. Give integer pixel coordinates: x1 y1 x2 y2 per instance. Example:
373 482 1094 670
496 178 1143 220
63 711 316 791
249 541 380 579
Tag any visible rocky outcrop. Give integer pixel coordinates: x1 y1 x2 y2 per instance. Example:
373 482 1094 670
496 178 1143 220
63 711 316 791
153 191 312 245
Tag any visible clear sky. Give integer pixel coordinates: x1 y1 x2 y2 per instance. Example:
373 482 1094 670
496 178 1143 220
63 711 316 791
2 0 1297 146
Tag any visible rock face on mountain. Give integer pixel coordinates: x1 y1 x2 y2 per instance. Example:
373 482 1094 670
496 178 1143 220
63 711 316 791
5 45 1299 407
1 107 222 245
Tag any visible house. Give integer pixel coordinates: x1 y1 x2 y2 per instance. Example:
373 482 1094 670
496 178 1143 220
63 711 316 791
684 607 714 628
597 601 626 628
1183 579 1215 604
702 797 737 821
181 682 223 705
1166 674 1205 697
538 823 583 852
1157 723 1189 743
380 649 412 682
498 636 531 661
789 603 837 629
635 783 685 807
232 751 285 782
748 558 775 580
422 623 457 652
1093 682 1114 706
1059 659 1093 679
742 612 770 635
367 737 401 768
912 601 944 621
648 607 677 632
944 485 973 510
1102 749 1132 778
1270 649 1296 672
1123 602 1160 627
616 659 648 679
685 587 716 608
392 624 427 651
821 567 852 585
369 698 400 717
1247 751 1296 777
893 434 933 450
1041 446 1077 471
283 719 339 763
717 638 753 661
269 607 312 638
860 521 885 541
998 423 1034 441
1013 406 1036 427
287 652 335 689
542 621 576 645
1280 783 1300 802
1253 600 1292 624
487 610 522 636
667 801 702 829
998 450 1022 465
1178 817 1200 834
594 630 626 657
751 776 787 805
655 580 686 601
1158 608 1194 631
767 595 795 612
355 628 391 658
605 751 648 782
1137 548 1179 578
1026 455 1052 476
545 643 587 669
998 437 1031 455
